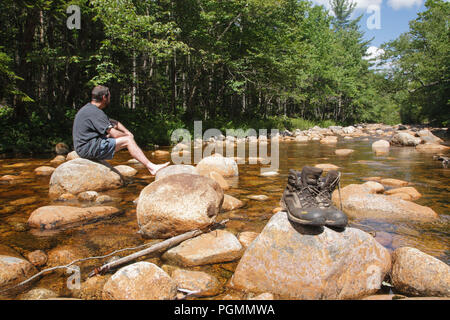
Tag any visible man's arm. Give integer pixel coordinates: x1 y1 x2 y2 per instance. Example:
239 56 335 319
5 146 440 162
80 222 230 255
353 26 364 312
106 120 133 139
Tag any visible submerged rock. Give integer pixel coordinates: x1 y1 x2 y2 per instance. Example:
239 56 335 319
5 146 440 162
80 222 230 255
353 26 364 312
49 158 123 197
391 247 450 297
137 173 223 238
247 195 269 201
162 230 243 266
28 205 122 230
229 211 391 299
102 262 177 300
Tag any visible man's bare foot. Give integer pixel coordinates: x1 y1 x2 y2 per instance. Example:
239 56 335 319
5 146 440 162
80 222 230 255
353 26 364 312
148 162 170 175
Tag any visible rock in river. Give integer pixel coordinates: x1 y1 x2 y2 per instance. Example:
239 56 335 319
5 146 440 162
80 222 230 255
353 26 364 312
49 158 123 197
162 230 243 266
27 205 122 230
332 184 438 222
171 269 221 297
155 164 199 181
34 166 56 176
102 262 177 300
391 247 450 297
0 255 37 292
196 154 239 177
229 211 391 299
137 173 223 238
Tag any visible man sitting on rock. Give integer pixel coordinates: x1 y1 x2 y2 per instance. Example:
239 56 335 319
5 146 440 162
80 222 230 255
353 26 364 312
72 85 169 175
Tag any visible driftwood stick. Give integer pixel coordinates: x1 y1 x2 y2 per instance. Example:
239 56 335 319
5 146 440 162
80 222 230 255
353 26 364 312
88 219 229 277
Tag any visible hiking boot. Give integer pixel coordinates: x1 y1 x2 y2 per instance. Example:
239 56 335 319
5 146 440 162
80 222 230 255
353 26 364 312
281 167 326 226
316 170 348 228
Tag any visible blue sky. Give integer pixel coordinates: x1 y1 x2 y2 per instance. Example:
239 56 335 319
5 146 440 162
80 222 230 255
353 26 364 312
310 0 427 51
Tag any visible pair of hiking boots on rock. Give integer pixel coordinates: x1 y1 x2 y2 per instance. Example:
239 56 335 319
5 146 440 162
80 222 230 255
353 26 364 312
281 166 348 228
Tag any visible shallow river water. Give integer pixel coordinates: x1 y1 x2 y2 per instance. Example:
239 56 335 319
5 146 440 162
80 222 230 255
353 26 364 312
0 134 449 299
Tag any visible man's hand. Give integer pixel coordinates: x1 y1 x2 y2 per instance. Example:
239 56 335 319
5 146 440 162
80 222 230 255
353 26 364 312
106 121 133 139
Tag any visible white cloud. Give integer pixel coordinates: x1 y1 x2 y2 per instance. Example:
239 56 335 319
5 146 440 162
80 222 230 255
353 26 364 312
364 46 393 70
311 0 382 10
387 0 424 10
364 46 385 60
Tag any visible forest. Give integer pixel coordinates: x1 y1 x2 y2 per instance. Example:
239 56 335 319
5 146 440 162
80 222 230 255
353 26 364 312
0 0 448 154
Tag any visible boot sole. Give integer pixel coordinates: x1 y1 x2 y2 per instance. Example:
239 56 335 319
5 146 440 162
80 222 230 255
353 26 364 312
324 220 347 228
286 209 325 226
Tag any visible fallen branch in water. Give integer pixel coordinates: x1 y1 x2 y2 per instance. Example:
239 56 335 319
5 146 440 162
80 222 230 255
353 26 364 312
0 219 228 295
88 219 229 277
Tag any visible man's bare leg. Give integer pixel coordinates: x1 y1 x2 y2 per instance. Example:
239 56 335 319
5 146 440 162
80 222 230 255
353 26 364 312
115 135 169 175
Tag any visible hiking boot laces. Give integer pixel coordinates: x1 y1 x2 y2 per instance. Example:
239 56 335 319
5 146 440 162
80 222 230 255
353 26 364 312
314 173 344 211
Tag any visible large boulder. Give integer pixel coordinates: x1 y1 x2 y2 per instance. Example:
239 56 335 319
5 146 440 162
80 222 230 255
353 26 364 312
196 154 238 177
0 255 37 292
390 132 421 146
229 211 391 299
49 158 123 197
162 230 243 266
102 262 177 300
155 165 199 181
391 247 450 297
137 173 223 238
332 184 438 222
28 206 122 230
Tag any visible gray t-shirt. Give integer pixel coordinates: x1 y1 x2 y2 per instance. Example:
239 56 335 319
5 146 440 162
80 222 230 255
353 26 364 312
72 103 113 159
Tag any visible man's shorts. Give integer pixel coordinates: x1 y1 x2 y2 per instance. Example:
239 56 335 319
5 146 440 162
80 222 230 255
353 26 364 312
97 138 116 160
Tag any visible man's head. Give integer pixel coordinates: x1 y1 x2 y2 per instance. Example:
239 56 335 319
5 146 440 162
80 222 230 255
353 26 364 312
91 85 110 109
